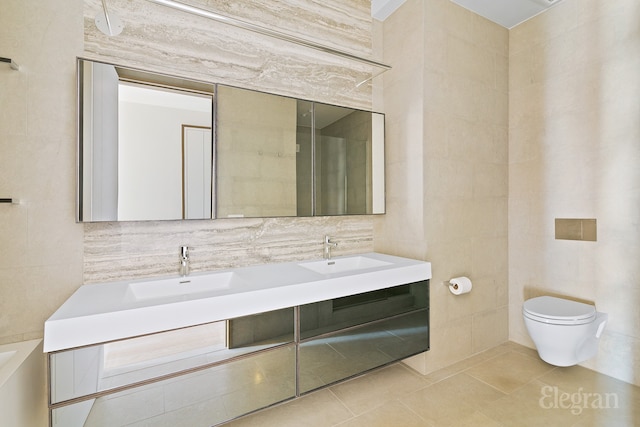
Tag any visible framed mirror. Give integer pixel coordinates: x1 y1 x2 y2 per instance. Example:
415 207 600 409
77 59 384 222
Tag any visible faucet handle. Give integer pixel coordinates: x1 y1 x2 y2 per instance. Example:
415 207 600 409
179 246 191 276
180 245 191 258
325 235 337 246
323 235 337 260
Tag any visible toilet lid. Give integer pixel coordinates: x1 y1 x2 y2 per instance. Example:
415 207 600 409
523 296 596 325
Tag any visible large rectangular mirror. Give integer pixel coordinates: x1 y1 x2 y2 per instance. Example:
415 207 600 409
77 59 384 222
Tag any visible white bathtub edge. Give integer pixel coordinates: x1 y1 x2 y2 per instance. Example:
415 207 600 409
0 339 42 389
0 338 47 427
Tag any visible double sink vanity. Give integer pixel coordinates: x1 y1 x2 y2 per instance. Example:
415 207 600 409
45 252 431 426
55 54 431 426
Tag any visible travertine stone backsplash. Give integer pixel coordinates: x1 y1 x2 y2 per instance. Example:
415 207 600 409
84 216 374 283
83 0 375 109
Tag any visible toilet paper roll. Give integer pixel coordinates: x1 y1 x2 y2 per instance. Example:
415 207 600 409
449 276 472 295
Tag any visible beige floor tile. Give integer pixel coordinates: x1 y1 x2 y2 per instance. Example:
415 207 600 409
225 389 353 427
453 410 504 427
400 373 506 426
466 350 556 393
571 405 640 427
537 366 640 427
538 364 639 397
480 380 591 427
335 401 432 427
423 342 513 382
329 364 432 415
504 341 540 359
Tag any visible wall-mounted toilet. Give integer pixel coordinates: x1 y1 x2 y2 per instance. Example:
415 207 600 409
523 296 608 367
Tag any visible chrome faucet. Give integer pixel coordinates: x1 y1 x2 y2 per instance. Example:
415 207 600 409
323 235 338 260
179 245 190 276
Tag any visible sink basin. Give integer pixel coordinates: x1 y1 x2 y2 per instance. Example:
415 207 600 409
127 272 240 301
298 256 392 275
44 252 432 353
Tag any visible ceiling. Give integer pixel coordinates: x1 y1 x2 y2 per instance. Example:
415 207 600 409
372 0 564 29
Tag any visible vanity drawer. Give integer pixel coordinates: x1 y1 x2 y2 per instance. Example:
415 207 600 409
49 307 294 405
51 344 296 427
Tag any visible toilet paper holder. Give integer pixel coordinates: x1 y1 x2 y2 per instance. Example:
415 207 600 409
445 279 463 290
447 276 473 295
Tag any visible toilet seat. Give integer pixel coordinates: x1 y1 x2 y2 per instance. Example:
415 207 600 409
523 296 596 325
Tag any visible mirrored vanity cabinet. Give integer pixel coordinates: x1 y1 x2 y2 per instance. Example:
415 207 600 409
77 58 385 222
47 280 429 426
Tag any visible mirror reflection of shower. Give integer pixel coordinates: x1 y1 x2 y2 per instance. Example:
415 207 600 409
296 101 374 215
318 135 347 215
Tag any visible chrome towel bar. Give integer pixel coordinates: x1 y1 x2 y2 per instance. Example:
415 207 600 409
0 57 19 71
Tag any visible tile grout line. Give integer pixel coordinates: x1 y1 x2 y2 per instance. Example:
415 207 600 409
463 351 559 395
421 344 514 384
327 387 359 425
397 398 435 426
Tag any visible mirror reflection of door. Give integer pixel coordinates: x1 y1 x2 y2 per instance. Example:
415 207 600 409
117 82 213 221
182 125 212 219
78 59 214 221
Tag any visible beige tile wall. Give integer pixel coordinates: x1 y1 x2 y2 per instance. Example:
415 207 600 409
509 0 640 386
375 0 509 374
0 0 85 345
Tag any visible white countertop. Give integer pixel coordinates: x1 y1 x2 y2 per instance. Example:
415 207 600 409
44 252 431 353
